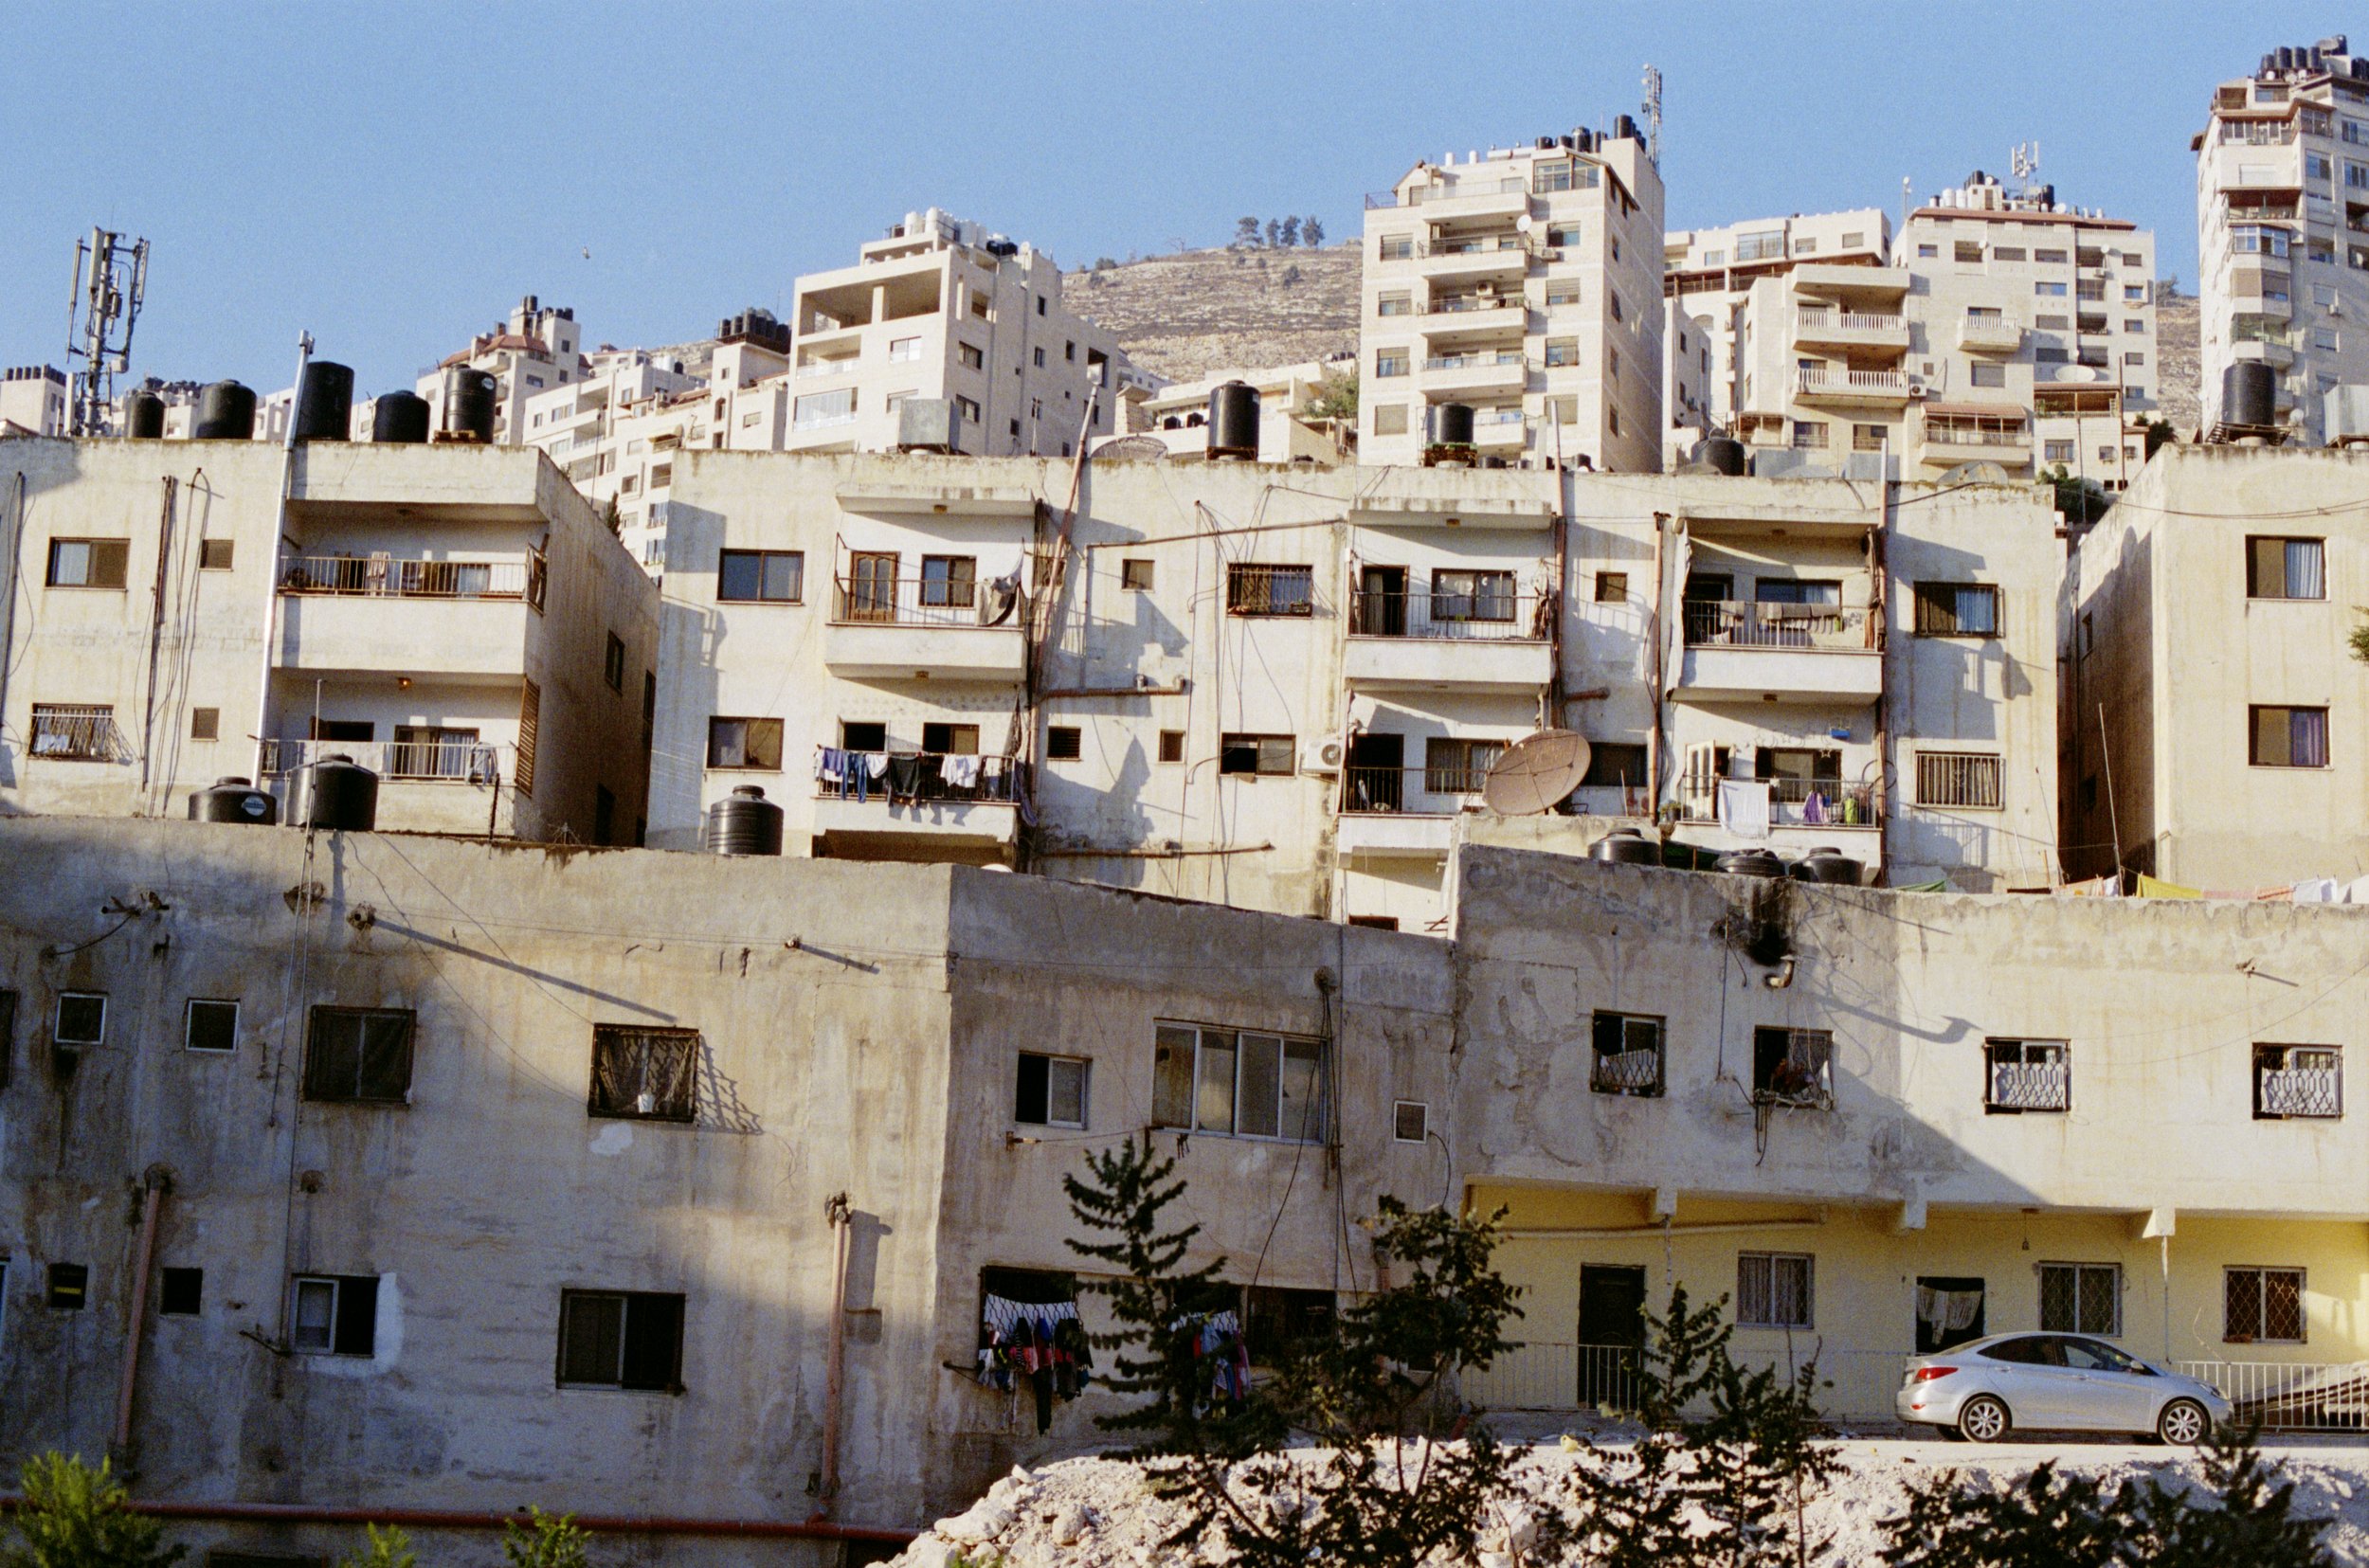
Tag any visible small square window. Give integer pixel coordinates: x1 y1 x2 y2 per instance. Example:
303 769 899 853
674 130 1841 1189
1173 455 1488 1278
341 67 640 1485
198 539 235 571
1913 583 1999 636
2038 1262 2120 1335
1120 558 1154 591
707 716 784 770
2254 1044 2342 1119
2224 1266 2306 1344
1046 726 1083 761
291 1273 380 1356
589 1025 698 1122
159 1267 204 1316
1219 733 1295 776
1592 1012 1665 1095
46 538 130 589
55 992 106 1046
840 720 886 754
557 1289 685 1391
1392 1101 1429 1144
1157 730 1184 764
47 1262 88 1309
1595 571 1628 604
604 632 626 692
2251 706 2330 768
1015 1052 1089 1127
190 707 220 741
1737 1252 1814 1328
186 999 240 1054
1752 1027 1832 1108
1983 1039 2069 1112
302 1007 415 1104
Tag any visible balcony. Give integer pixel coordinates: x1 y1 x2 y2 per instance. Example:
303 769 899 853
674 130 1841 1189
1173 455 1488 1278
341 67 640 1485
1675 602 1883 704
1677 775 1880 833
280 553 542 604
1333 766 1473 859
1793 369 1912 406
1918 413 2031 468
1343 589 1551 691
1792 309 1909 353
1367 176 1528 220
262 738 519 837
811 749 1022 859
1789 263 1910 304
1956 317 2026 354
1472 407 1530 447
274 555 538 678
1419 302 1527 340
1422 351 1528 397
1420 241 1530 282
823 574 1025 681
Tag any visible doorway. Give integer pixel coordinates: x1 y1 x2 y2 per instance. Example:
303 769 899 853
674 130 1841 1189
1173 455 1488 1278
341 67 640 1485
1914 1275 1987 1355
1344 732 1403 813
1578 1263 1648 1408
1357 565 1407 637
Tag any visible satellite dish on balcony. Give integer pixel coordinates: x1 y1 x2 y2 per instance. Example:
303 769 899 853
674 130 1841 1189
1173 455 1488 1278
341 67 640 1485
1514 214 1534 233
1482 730 1593 816
1939 460 2011 485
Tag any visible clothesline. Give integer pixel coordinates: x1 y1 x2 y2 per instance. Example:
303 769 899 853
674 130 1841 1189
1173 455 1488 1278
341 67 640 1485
984 1293 1079 1332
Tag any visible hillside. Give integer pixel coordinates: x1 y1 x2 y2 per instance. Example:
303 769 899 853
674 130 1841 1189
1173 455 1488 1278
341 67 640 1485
1066 243 1360 381
2154 281 2200 433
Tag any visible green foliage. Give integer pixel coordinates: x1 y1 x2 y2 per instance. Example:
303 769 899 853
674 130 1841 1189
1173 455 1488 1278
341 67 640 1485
2040 462 2113 527
499 1508 588 1568
0 1453 185 1568
1302 369 1358 423
2142 417 2176 457
337 1524 415 1568
2347 610 2369 665
1302 216 1326 247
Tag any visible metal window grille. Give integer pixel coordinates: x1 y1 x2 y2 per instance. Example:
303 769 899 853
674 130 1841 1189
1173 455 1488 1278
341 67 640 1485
1753 1028 1834 1108
2039 1262 2121 1335
589 1026 699 1121
1737 1252 1814 1328
2226 1267 2307 1343
1915 751 2002 808
1590 1013 1664 1095
1226 564 1314 616
2255 1046 2342 1119
28 704 117 761
1985 1040 2070 1111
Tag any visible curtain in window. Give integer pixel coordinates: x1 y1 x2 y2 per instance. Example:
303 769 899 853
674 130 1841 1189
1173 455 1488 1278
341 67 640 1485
1954 586 1998 634
2292 708 2330 768
2288 540 2325 600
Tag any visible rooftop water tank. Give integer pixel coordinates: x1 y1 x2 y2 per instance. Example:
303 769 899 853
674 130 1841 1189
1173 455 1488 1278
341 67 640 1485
1206 382 1259 460
1434 403 1475 447
293 361 354 442
1703 435 1746 476
1591 829 1662 866
704 784 784 856
122 390 166 440
188 776 278 825
2221 363 2278 430
1715 848 1786 879
300 754 379 832
192 380 257 441
371 390 432 444
1792 848 1864 886
444 368 498 442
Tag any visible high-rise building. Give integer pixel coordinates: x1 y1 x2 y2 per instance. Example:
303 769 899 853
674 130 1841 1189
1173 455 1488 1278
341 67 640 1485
415 295 587 443
1357 124 1666 472
2194 32 2369 444
0 365 69 437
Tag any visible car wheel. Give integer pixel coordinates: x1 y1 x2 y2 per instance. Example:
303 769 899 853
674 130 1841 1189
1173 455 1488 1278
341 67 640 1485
2157 1398 2211 1446
1957 1395 2011 1443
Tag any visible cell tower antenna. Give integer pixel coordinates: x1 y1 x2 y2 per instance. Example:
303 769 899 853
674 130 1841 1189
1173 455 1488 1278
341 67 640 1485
1641 63 1663 162
2011 141 2040 196
63 226 149 436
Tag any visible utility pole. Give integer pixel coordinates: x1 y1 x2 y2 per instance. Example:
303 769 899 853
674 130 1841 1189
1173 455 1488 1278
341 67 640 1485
64 227 149 436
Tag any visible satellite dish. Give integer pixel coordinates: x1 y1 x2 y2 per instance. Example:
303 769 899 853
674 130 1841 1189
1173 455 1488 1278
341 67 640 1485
1094 435 1169 461
1482 730 1593 816
1939 460 2011 485
1515 214 1535 234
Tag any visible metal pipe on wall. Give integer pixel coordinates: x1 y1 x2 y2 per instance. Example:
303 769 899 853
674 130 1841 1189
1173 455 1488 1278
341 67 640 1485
818 1191 853 1510
111 1167 172 1453
250 333 312 784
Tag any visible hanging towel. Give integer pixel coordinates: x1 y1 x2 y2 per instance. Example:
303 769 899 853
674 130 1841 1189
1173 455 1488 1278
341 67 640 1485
2342 875 2369 906
943 753 982 789
815 748 838 784
886 751 923 802
865 751 892 782
1717 779 1772 840
2135 874 2201 900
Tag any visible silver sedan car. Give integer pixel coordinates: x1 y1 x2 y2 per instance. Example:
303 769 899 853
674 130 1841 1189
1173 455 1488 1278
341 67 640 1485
1896 1332 2233 1443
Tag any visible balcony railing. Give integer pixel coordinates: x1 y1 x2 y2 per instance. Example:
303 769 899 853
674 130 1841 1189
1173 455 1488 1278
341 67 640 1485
1422 351 1527 370
1795 369 1910 397
1680 776 1878 828
831 572 1022 628
1337 763 1493 816
1349 588 1546 641
1683 600 1874 651
1592 1046 1664 1094
1988 1061 2071 1111
262 738 509 783
1924 420 2029 449
795 358 855 379
280 553 543 609
2258 1061 2342 1119
27 705 120 762
1794 309 1906 334
1427 296 1520 315
815 748 1020 804
1365 176 1526 208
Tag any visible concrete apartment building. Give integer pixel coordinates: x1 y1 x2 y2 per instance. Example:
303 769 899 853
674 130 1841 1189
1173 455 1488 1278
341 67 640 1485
1358 125 1666 472
520 345 710 573
1661 208 1892 462
2065 444 2369 890
0 438 656 844
642 451 2060 937
784 209 1136 459
1112 359 1349 465
2194 32 2369 445
0 365 69 437
414 294 588 444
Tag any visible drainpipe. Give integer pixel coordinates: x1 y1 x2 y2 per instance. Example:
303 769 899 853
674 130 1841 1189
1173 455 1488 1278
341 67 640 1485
111 1164 173 1456
251 333 312 784
818 1192 853 1511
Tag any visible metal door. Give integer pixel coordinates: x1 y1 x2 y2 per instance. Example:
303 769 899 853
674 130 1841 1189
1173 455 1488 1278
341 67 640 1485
1577 1265 1648 1409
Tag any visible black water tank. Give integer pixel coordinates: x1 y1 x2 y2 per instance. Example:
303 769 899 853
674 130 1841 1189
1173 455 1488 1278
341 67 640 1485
446 369 498 442
294 361 354 442
1591 829 1662 866
192 380 257 440
1703 436 1746 476
1435 403 1475 446
2222 363 2278 429
371 390 432 444
1715 848 1786 879
1206 381 1259 459
1792 848 1864 886
122 390 166 439
188 776 279 825
703 784 785 856
301 754 379 832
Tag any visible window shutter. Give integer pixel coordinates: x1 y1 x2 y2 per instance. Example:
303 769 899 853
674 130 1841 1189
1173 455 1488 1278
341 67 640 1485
515 678 540 798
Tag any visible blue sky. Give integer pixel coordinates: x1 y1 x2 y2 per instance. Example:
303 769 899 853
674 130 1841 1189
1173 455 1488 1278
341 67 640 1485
0 3 2333 395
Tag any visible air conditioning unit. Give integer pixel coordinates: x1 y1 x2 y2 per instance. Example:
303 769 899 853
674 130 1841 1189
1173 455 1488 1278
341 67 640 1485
1300 736 1346 775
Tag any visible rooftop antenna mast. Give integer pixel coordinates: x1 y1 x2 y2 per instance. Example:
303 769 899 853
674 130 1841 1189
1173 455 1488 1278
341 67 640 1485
63 226 149 436
1641 63 1663 162
2011 141 2040 198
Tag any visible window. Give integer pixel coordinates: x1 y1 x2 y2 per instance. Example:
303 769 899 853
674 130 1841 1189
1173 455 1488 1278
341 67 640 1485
1854 423 1887 452
1913 583 1999 635
1032 347 1046 369
1347 915 1399 930
1045 725 1082 761
55 991 106 1046
185 999 239 1054
1841 231 1865 249
793 388 857 428
1793 238 1817 255
1544 337 1580 368
48 1263 88 1309
1035 295 1047 316
303 1008 414 1104
920 722 978 756
1376 292 1412 316
1242 1285 1336 1366
1914 751 2003 809
2125 351 2145 367
1969 361 2007 388
1917 243 1938 259
2038 1263 2120 1335
1374 350 1408 378
1546 282 1581 308
1424 737 1504 794
840 720 886 754
1371 404 1408 436
29 703 115 760
1378 234 1413 261
603 632 626 692
1954 241 1982 263
198 539 234 571
1150 1022 1325 1142
2035 313 2070 331
1157 730 1184 764
1752 1028 1833 1108
290 1274 379 1356
2225 1267 2306 1344
589 1025 697 1122
2254 1044 2342 1120
707 716 784 770
958 343 985 370
649 463 671 490
955 395 981 424
1984 1039 2069 1112
1580 742 1648 790
2248 538 2325 600
190 707 220 741
1014 1052 1089 1128
2043 439 2075 462
1430 568 1515 622
1120 558 1154 591
717 549 804 603
1595 571 1627 604
46 538 130 588
919 555 977 608
2034 280 2067 297
1226 563 1314 616
2251 706 2330 768
1791 420 1827 449
1219 733 1294 776
1393 1101 1428 1143
158 1267 203 1317
1591 1011 1664 1096
557 1289 685 1391
1547 223 1585 248
1737 1253 1813 1328
1992 244 2025 261
2034 247 2068 264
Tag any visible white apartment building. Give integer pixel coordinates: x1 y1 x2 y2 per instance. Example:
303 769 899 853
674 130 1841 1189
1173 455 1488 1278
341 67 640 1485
1108 359 1348 465
1359 125 1666 472
785 209 1135 458
0 366 68 436
1662 208 1891 462
0 438 657 844
415 294 587 442
642 451 2060 935
2194 33 2369 444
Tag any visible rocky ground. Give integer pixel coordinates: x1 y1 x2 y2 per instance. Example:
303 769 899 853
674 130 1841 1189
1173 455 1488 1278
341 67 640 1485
1063 245 1361 384
884 1432 2369 1566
